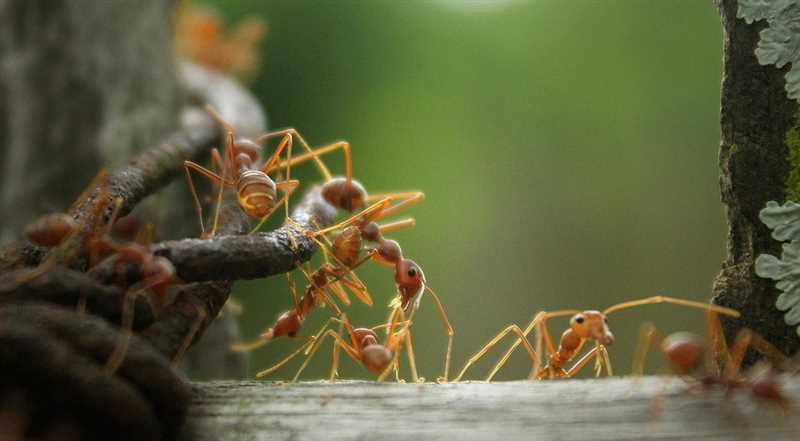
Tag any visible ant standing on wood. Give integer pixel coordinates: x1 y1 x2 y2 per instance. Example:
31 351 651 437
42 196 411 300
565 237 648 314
454 296 740 382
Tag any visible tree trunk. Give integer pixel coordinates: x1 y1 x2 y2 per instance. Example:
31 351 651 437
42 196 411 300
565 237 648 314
712 0 800 360
0 0 181 243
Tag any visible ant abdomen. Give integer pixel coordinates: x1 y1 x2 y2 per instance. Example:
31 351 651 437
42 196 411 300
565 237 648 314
321 177 367 212
26 213 77 247
662 332 704 375
236 170 277 218
361 344 392 374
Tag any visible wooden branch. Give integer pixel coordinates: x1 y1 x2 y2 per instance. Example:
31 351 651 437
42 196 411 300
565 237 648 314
181 378 800 441
149 187 337 283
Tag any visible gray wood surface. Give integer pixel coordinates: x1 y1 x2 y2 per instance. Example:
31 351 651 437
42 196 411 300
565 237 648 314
182 378 800 441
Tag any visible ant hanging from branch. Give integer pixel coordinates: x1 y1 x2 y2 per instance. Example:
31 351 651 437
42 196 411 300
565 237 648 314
303 197 454 382
184 106 300 237
255 308 413 382
633 312 791 412
453 296 741 382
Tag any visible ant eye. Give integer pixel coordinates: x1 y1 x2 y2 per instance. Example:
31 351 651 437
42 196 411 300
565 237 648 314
575 316 584 324
407 268 417 277
604 316 608 323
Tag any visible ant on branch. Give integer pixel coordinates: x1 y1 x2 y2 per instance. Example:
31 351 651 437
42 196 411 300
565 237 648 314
255 308 414 382
633 312 791 412
453 296 740 382
184 106 301 237
299 196 454 382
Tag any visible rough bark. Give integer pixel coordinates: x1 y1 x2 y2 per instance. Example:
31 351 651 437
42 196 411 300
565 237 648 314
712 0 800 360
180 379 800 441
0 0 181 243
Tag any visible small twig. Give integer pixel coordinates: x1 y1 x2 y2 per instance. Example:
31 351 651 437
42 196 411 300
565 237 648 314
148 187 337 283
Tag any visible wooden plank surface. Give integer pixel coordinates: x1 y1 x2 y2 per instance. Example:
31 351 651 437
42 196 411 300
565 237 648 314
181 378 800 441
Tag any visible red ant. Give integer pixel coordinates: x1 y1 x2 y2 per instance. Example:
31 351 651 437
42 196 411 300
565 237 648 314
184 106 300 237
633 313 791 412
255 308 414 382
299 197 454 381
453 296 741 382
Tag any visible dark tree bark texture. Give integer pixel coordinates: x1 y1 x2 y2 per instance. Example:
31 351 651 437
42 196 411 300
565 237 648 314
712 0 800 360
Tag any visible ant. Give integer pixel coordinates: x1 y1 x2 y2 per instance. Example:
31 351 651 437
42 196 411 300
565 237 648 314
633 312 791 412
453 296 741 382
255 308 413 382
302 197 455 382
184 106 300 238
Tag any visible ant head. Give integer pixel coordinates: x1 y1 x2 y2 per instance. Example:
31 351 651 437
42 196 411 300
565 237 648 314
26 213 77 247
395 259 425 310
321 177 367 212
661 332 704 375
375 239 402 266
267 310 302 340
569 311 614 346
234 138 261 162
361 344 393 374
111 215 141 242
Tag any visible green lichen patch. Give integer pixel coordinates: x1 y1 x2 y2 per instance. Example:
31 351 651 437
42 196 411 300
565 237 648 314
756 200 800 336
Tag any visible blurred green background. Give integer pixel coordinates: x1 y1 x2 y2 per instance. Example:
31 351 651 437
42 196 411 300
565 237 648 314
200 0 724 380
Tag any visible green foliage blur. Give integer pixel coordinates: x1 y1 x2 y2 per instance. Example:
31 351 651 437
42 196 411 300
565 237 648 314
201 0 724 381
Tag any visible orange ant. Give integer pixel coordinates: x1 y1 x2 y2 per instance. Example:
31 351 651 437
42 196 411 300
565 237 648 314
300 196 454 381
453 296 741 382
184 106 300 238
255 308 413 382
633 313 791 412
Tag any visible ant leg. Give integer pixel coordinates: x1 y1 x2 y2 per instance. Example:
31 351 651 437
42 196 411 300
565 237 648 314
453 324 538 382
422 287 454 382
602 295 740 318
248 179 300 234
183 161 233 238
329 319 345 382
172 304 206 365
367 192 425 221
309 198 393 237
394 308 419 383
254 338 317 380
485 309 578 381
292 330 359 382
376 218 416 235
565 346 602 378
105 287 143 373
286 272 300 312
265 135 354 187
706 310 731 376
631 322 664 376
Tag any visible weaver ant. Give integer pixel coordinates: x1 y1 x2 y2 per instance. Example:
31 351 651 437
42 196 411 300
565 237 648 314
298 196 454 381
255 308 414 382
453 296 740 382
633 313 791 412
184 106 300 237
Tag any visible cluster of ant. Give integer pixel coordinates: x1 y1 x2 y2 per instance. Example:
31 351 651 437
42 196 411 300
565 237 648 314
21 106 794 413
185 107 454 383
